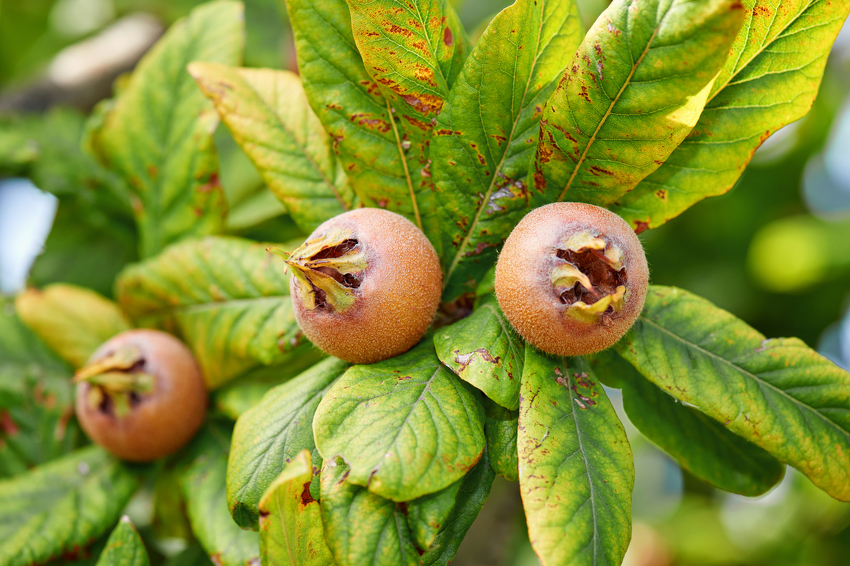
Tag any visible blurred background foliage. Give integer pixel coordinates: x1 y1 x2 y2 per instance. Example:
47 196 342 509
0 0 849 565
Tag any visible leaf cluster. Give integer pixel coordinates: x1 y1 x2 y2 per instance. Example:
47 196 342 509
1 0 849 565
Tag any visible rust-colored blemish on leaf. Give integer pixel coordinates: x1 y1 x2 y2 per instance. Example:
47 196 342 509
33 384 56 409
0 411 18 436
300 481 315 506
400 93 443 115
655 189 667 200
411 40 429 57
490 134 507 145
453 348 502 372
634 220 650 234
414 65 437 86
589 166 613 176
578 85 592 103
358 80 382 97
402 114 432 132
350 113 392 133
463 242 496 257
443 27 453 46
197 173 220 193
147 165 158 179
384 23 412 37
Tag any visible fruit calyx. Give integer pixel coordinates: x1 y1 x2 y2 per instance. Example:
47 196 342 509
551 231 627 325
73 345 155 418
271 226 367 313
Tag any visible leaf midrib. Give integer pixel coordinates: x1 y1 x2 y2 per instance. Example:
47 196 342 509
262 71 349 210
637 313 850 442
556 18 664 201
386 98 423 231
131 295 289 319
707 0 816 105
565 365 599 566
444 0 554 286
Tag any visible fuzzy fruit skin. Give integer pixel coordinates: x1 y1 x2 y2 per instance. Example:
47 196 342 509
75 329 207 462
495 203 648 356
290 208 442 364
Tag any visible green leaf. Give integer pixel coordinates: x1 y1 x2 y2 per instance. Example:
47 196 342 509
343 0 470 246
190 62 359 232
94 517 149 566
616 285 850 501
406 478 462 552
15 284 132 368
518 351 634 566
419 446 496 566
214 353 327 420
0 299 82 477
258 450 334 566
86 1 244 258
433 0 583 298
116 236 304 389
610 0 850 231
531 0 744 206
616 349 785 496
227 357 348 530
1 109 135 228
313 340 485 501
28 201 138 299
320 458 419 566
483 397 519 482
285 0 431 243
0 389 85 479
0 446 141 566
434 296 524 410
0 297 72 405
181 425 260 566
216 382 276 420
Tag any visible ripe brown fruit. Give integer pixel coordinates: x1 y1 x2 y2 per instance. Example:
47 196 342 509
74 329 207 462
279 208 442 364
495 202 649 356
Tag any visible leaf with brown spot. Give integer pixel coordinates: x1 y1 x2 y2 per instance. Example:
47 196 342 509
116 236 307 389
610 0 850 230
434 296 525 410
227 358 348 530
617 286 850 501
320 458 419 566
0 446 141 566
85 1 244 258
258 450 334 566
181 424 260 566
532 0 744 207
286 0 440 250
432 0 584 300
313 340 485 502
94 517 149 566
344 0 470 249
518 351 633 566
190 63 359 233
15 284 131 369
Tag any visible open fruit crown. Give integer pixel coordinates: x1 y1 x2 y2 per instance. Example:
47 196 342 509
2 0 850 565
271 226 366 313
552 231 628 323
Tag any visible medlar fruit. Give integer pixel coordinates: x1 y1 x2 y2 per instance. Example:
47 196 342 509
274 208 442 364
495 202 649 356
74 329 207 462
